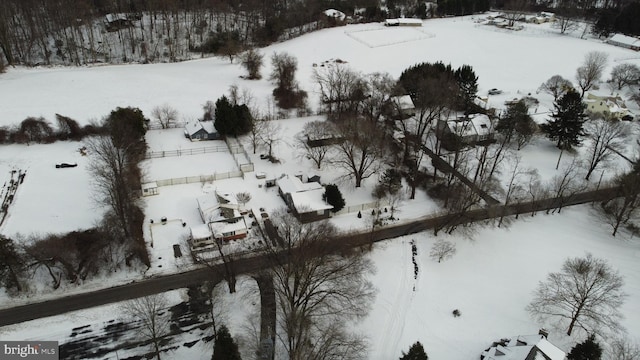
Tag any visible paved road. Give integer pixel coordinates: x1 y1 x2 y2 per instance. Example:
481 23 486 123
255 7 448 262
0 186 620 327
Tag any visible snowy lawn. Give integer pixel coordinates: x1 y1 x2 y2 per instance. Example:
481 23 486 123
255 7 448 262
0 141 105 239
359 204 640 360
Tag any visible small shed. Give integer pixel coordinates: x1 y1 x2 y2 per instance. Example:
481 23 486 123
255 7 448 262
385 18 423 27
142 182 159 196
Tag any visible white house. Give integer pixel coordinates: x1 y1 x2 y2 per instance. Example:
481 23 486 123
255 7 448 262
141 182 158 196
585 93 636 120
481 332 565 360
277 175 333 223
191 191 248 250
607 34 640 51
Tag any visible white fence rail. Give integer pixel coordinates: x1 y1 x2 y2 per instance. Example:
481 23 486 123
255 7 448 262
333 200 391 216
154 171 243 187
145 146 229 159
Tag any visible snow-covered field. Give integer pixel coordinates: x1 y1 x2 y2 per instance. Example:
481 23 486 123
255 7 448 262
1 13 640 359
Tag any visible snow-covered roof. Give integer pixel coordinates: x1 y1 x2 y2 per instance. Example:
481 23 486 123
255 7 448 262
470 114 492 136
197 194 240 222
448 119 477 138
277 175 331 213
209 217 248 238
191 223 212 240
392 95 415 111
290 190 333 213
608 34 640 47
385 18 423 26
141 182 157 190
481 334 565 360
324 9 346 21
277 175 323 195
184 121 216 137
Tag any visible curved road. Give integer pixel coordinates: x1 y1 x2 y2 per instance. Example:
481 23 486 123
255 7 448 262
0 186 619 327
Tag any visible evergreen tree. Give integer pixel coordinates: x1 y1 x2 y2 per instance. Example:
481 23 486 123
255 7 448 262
540 89 587 150
323 184 345 213
212 325 242 360
214 96 253 137
0 235 25 293
568 335 602 360
454 64 478 112
374 168 403 199
496 100 536 149
400 341 429 360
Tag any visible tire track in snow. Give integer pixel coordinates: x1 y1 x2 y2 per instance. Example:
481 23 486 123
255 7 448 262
379 240 414 359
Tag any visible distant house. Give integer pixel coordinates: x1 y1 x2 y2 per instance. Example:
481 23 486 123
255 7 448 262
104 13 135 32
384 18 423 27
277 175 333 223
585 93 637 120
141 182 158 196
190 190 248 250
324 9 346 22
436 113 494 146
391 95 416 117
481 331 566 360
607 34 640 51
184 121 220 141
528 12 555 24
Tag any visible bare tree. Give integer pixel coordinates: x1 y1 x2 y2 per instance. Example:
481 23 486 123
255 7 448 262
313 64 364 121
202 100 215 121
539 75 574 102
248 117 266 154
502 0 529 26
608 336 640 360
151 104 178 129
610 63 640 91
86 136 140 244
240 48 263 80
235 192 251 210
122 294 170 360
295 121 335 169
259 120 282 159
332 118 386 187
600 168 640 236
583 119 627 180
576 51 609 98
429 239 456 263
547 158 587 214
266 210 375 360
526 253 626 336
270 52 298 92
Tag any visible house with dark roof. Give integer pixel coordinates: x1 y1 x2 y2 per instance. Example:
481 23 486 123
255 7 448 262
190 190 248 251
184 121 220 141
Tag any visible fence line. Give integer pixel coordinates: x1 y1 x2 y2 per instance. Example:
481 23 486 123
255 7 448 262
225 137 254 173
146 121 187 131
333 200 392 216
154 171 243 187
145 145 230 159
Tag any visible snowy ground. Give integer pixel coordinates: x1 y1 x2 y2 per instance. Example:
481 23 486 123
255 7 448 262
1 13 640 359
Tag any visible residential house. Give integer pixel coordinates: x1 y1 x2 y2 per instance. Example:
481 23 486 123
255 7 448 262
384 18 423 26
190 190 248 250
436 113 494 147
585 93 637 120
481 331 566 360
277 175 333 223
390 95 416 118
607 34 640 51
184 121 220 141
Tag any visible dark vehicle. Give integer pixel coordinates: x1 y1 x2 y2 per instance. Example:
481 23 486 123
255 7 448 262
55 163 77 168
488 88 502 95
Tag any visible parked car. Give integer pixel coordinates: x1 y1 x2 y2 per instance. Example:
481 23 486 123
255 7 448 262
55 163 77 168
488 88 502 95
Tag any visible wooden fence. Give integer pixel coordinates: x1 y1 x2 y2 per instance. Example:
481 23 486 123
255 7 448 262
332 200 391 216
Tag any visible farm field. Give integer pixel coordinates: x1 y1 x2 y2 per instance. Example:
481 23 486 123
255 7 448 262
0 12 639 360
